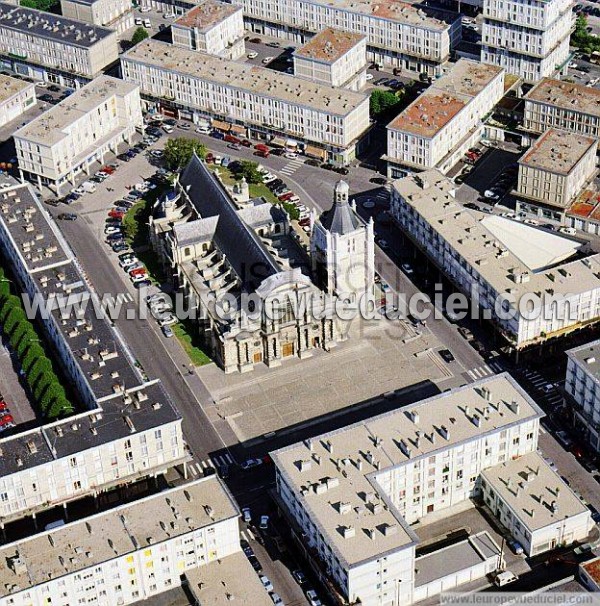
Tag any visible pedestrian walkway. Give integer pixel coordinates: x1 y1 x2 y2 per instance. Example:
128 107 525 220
187 452 235 477
103 292 134 307
464 360 502 381
280 157 304 176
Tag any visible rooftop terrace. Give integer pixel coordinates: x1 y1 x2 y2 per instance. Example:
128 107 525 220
123 39 369 117
294 27 366 63
273 374 544 568
0 2 113 47
519 128 597 176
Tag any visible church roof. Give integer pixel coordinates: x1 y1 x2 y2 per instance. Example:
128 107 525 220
179 155 280 291
319 191 361 235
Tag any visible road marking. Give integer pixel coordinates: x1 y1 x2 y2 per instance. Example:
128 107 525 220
489 361 503 372
280 157 305 176
189 465 198 477
224 452 234 464
240 530 249 542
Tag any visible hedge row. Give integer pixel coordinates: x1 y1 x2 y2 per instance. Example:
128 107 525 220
0 267 74 420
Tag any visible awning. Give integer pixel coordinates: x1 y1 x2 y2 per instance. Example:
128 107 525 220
305 145 327 160
212 120 231 132
285 139 298 148
270 136 286 147
230 124 246 136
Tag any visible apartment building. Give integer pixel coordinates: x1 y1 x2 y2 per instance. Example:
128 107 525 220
60 0 134 35
293 28 367 91
386 59 504 177
516 129 598 221
122 39 370 164
172 0 245 59
481 0 573 82
391 169 600 349
0 477 253 606
0 74 35 127
273 374 544 606
0 173 186 524
230 0 461 76
0 2 118 86
481 452 592 556
14 75 142 194
523 78 600 137
566 339 600 452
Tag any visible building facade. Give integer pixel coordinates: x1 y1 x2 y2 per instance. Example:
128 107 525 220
273 374 545 606
516 128 598 220
14 76 142 194
481 0 573 82
386 59 504 177
122 39 370 164
60 0 134 35
0 74 35 127
230 0 461 76
293 28 367 91
391 169 600 349
0 2 118 85
481 452 593 556
523 78 600 137
0 478 243 606
171 0 245 59
310 180 375 299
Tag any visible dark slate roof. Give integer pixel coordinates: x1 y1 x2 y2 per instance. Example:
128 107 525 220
319 198 361 235
179 155 280 291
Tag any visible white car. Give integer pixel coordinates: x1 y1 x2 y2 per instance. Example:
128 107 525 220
483 189 500 199
306 589 322 606
259 515 269 530
35 80 48 87
401 263 414 275
143 18 151 27
140 6 151 12
559 226 576 235
366 73 374 81
271 594 283 606
157 313 177 327
135 17 143 25
262 56 274 64
524 219 539 226
151 301 172 314
105 226 122 235
241 458 263 470
259 576 273 592
131 273 149 283
119 256 138 268
284 152 297 159
162 124 174 133
150 150 164 158
263 174 277 184
247 51 258 59
241 507 251 523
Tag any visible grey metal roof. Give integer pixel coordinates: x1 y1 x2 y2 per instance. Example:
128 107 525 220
319 181 361 235
179 155 280 291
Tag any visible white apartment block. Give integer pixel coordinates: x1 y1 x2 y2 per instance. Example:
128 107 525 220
0 174 186 524
0 478 245 606
566 339 600 452
14 75 142 194
273 374 544 606
171 0 245 59
60 0 134 35
481 0 573 82
481 452 592 556
516 128 598 218
0 75 35 127
0 3 118 85
122 39 370 164
230 0 461 76
386 59 504 178
293 28 367 91
391 169 600 349
523 78 600 137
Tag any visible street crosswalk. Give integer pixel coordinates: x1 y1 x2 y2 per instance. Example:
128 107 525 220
240 529 255 542
465 360 503 380
280 157 304 176
103 292 134 307
188 452 235 477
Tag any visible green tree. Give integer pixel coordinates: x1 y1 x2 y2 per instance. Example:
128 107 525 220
16 329 38 358
9 321 29 350
0 294 20 323
571 14 600 52
41 382 66 414
131 27 149 46
236 160 263 184
4 306 27 336
21 0 58 11
163 138 207 170
28 356 53 386
48 397 74 420
22 343 45 373
33 374 53 402
370 89 405 118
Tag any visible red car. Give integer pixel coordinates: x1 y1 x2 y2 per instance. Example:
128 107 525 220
0 401 9 411
241 139 252 147
129 267 147 277
298 217 311 227
108 210 125 219
278 191 295 202
224 134 241 144
0 414 14 426
101 165 115 174
254 143 269 152
255 149 269 158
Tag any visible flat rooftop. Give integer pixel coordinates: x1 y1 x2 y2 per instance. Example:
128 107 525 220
388 59 503 137
0 478 238 597
433 59 504 97
0 74 32 104
15 76 138 147
294 27 365 63
519 128 597 176
581 557 600 585
0 2 113 47
481 452 590 533
414 532 500 588
123 40 368 117
525 78 600 119
272 374 544 568
185 551 273 605
173 0 241 31
393 169 600 303
566 338 600 383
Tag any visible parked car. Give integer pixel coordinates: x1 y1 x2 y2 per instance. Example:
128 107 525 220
507 539 524 555
248 556 262 572
270 594 283 606
241 458 263 470
259 515 269 530
306 589 323 606
292 570 307 584
161 325 174 338
439 349 455 363
242 507 252 523
57 213 77 221
134 279 152 289
259 576 273 592
157 313 177 327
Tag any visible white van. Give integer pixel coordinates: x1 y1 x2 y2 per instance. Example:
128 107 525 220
143 18 151 28
559 226 576 236
494 571 517 587
81 180 96 193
